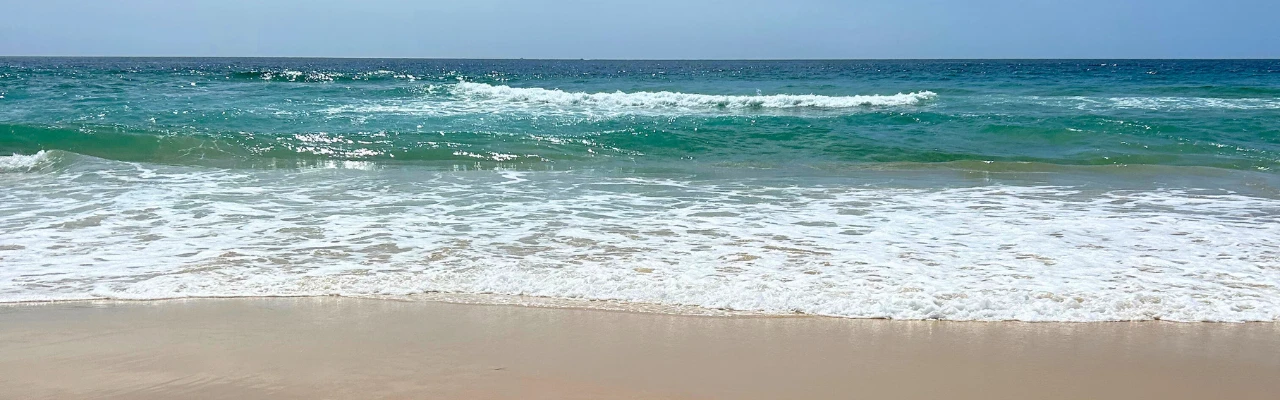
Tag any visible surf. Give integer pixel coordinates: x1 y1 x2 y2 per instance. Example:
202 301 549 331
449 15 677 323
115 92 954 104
449 82 937 109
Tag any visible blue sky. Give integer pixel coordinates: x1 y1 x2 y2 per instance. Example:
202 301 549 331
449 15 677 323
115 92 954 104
1 0 1276 58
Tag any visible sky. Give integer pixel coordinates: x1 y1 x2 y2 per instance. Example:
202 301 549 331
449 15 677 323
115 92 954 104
1 0 1276 59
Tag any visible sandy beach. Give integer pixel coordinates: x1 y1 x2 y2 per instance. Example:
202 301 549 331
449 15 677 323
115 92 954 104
1 297 1278 400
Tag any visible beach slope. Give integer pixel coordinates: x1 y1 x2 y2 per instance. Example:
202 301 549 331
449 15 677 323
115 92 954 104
2 297 1278 400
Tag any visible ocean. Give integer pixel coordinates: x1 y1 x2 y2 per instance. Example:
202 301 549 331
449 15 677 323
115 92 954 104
1 58 1278 321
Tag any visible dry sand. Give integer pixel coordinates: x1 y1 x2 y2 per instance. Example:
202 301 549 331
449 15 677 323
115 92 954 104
1 297 1278 399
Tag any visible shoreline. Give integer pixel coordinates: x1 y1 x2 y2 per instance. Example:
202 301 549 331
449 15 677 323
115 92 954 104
4 294 1278 323
3 297 1279 399
0 294 770 318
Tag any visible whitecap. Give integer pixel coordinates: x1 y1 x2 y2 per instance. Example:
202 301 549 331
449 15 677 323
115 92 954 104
322 83 936 118
0 151 52 172
451 82 937 109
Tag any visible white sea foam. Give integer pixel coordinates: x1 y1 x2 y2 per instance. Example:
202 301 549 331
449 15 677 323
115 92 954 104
2 162 1278 322
322 83 936 118
451 82 937 109
1019 95 1280 111
1103 96 1280 110
0 151 51 172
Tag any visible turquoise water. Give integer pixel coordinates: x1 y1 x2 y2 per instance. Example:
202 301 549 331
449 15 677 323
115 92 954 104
4 59 1279 171
2 58 1279 321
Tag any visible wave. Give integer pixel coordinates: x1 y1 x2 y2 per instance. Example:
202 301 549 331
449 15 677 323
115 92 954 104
0 123 606 167
1104 96 1280 111
1137 85 1280 98
1020 95 1280 111
4 121 1277 172
322 83 938 118
228 69 419 82
0 151 53 172
451 82 937 109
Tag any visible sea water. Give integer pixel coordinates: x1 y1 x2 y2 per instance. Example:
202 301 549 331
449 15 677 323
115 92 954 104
2 58 1278 321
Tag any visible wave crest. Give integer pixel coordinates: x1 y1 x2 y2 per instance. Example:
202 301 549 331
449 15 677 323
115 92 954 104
1020 95 1280 111
0 151 53 172
451 82 936 109
229 70 418 82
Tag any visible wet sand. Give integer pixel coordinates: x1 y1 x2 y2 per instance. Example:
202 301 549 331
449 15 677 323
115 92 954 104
1 297 1278 400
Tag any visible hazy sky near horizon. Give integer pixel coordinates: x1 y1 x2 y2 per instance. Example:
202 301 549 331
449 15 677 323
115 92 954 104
1 0 1276 59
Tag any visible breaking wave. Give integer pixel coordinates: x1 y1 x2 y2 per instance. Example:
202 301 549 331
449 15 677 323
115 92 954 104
450 82 937 109
323 83 938 118
0 151 53 172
